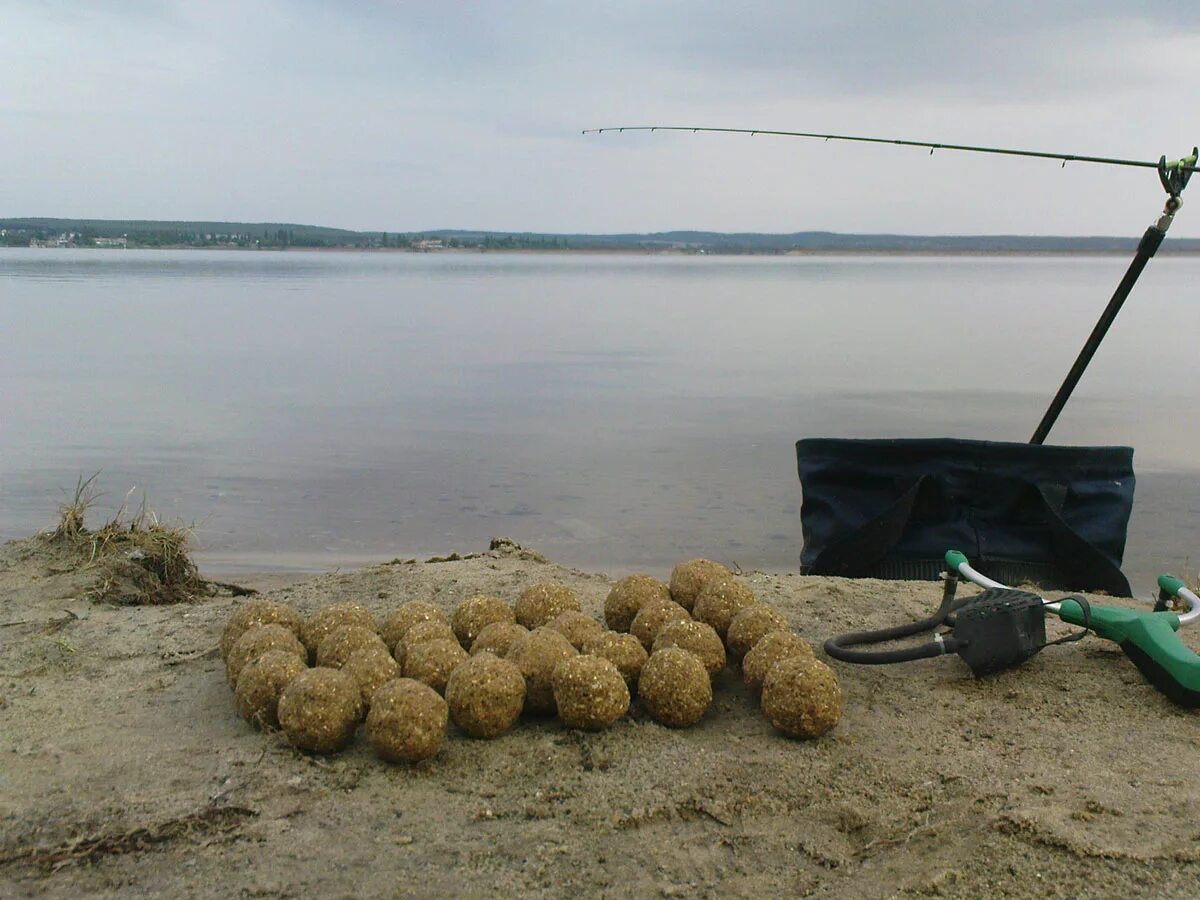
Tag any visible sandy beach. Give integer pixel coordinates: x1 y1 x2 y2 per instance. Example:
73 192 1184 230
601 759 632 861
2 532 1198 898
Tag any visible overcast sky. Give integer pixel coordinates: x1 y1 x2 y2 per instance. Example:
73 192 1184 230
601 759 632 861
5 1 1200 235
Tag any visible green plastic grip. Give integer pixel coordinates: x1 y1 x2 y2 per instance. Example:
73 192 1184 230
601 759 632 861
1158 574 1186 597
944 550 968 573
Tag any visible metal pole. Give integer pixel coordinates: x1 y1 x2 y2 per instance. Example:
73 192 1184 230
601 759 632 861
1030 199 1179 444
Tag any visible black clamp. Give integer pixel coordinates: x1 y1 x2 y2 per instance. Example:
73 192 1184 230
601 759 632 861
1157 147 1197 202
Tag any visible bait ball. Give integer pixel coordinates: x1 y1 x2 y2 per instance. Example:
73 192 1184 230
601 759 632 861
301 603 377 658
381 600 449 652
277 667 363 754
668 559 732 613
638 646 712 728
761 656 842 739
514 583 581 629
227 624 307 686
396 620 458 664
470 621 529 657
451 594 515 649
582 632 649 688
315 624 387 669
403 638 468 694
551 655 630 731
341 644 402 708
366 678 448 764
651 620 726 677
742 631 814 694
630 599 692 650
221 599 302 662
234 649 308 729
692 578 758 640
505 627 578 715
725 605 790 661
546 610 605 651
445 651 526 738
604 574 672 632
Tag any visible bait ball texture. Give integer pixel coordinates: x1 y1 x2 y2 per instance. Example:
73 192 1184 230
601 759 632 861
341 644 402 708
551 655 630 731
277 667 363 754
396 620 459 662
651 620 726 677
582 632 649 688
506 627 578 715
725 605 790 661
403 638 468 694
301 603 377 658
366 678 448 764
227 624 307 686
742 631 814 694
470 621 529 657
638 647 712 728
761 656 842 739
445 651 526 738
234 649 308 729
221 599 302 662
692 578 758 640
514 583 581 629
315 625 387 669
630 599 692 650
451 595 515 649
668 559 733 613
546 610 605 651
604 574 672 632
381 601 449 652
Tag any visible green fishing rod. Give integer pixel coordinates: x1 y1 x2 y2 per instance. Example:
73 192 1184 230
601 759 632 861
585 124 1197 443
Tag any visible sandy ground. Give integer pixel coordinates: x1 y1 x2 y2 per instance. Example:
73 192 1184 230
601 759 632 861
2 535 1199 898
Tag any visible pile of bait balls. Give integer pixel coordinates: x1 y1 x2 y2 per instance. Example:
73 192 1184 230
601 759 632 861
219 560 840 765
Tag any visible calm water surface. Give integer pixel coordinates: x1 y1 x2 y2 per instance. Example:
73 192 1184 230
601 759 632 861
3 248 1199 590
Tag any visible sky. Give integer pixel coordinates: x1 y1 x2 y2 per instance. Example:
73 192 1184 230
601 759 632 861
5 1 1200 236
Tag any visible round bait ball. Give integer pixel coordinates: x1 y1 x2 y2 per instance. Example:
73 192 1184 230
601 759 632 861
316 625 387 669
630 599 692 650
234 649 308 729
381 601 449 652
638 647 712 728
692 578 758 640
742 631 814 694
761 656 842 739
396 620 458 661
582 632 649 688
227 624 306 686
514 583 581 629
652 620 726 677
552 655 630 731
546 610 605 651
506 627 578 715
452 595 515 649
726 605 790 661
470 621 529 657
341 644 402 708
277 667 363 754
669 559 732 613
403 638 468 694
301 603 377 658
366 678 448 764
445 652 526 738
221 599 302 661
604 575 672 632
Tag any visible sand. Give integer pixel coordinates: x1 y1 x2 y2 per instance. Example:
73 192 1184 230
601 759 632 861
2 534 1199 897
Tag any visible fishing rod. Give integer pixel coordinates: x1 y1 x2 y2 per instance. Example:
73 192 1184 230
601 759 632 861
582 125 1200 176
585 124 1198 443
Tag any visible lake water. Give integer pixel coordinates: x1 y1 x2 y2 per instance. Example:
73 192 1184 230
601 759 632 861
3 248 1199 591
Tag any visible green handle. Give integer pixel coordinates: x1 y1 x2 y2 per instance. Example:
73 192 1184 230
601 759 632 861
944 550 968 573
1158 574 1186 597
1057 600 1200 706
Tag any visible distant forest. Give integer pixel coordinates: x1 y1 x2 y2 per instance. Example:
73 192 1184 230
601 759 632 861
3 218 1199 253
